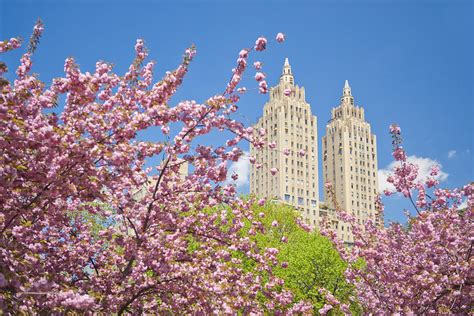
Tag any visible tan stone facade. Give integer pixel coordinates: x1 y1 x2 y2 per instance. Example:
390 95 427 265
322 81 379 244
250 59 320 226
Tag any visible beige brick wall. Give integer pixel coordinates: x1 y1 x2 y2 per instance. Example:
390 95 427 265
250 59 320 227
322 81 379 244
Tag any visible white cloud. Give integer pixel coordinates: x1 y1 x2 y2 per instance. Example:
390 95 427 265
378 168 394 193
378 155 448 193
458 199 468 210
448 150 457 159
225 151 250 189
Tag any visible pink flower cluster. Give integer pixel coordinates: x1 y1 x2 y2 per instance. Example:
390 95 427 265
254 72 265 81
0 37 21 53
276 32 286 43
254 36 267 51
223 34 279 96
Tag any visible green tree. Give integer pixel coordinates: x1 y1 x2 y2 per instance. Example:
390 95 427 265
247 201 361 314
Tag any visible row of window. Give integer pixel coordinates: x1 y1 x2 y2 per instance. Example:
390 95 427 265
284 185 317 198
263 109 315 124
324 131 374 146
284 194 318 208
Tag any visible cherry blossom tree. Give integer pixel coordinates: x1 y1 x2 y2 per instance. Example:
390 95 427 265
0 22 319 313
324 125 473 314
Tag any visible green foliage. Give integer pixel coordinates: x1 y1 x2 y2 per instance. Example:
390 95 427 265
247 201 361 314
67 201 114 238
166 199 361 313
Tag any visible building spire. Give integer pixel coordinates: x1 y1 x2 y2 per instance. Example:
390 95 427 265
280 57 294 86
341 79 354 105
343 80 351 95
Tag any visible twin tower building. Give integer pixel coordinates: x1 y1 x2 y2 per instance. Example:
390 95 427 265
250 58 381 244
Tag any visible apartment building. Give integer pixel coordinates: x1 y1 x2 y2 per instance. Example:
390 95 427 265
322 80 380 243
250 58 320 226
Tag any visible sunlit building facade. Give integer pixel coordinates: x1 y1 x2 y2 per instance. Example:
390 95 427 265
250 58 320 226
322 80 380 243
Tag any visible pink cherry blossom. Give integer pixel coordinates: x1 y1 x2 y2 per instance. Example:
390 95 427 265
258 80 268 94
254 36 267 51
0 37 22 53
389 123 401 134
430 165 439 176
237 87 247 94
0 23 319 314
239 49 249 58
276 32 285 43
161 125 170 135
318 304 333 315
254 72 265 81
253 61 262 70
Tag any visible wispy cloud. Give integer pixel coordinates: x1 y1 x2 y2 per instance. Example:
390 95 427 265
448 150 457 159
458 199 468 210
225 151 250 189
378 155 448 193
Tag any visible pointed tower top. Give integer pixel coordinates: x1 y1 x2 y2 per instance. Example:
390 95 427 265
280 57 294 86
341 79 354 105
344 80 350 89
343 79 352 95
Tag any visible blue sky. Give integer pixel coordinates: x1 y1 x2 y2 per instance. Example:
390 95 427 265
1 0 472 224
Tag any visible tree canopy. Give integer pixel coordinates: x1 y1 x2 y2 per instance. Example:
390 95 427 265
245 201 361 314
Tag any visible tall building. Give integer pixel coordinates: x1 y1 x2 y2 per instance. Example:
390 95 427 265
322 80 379 243
250 58 320 226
